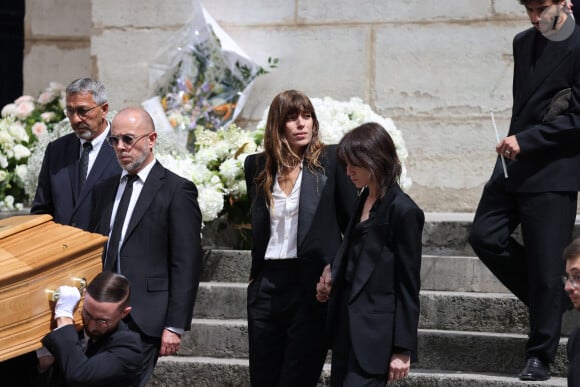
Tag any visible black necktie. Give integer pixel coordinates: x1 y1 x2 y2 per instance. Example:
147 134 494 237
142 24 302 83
105 175 138 272
79 142 92 190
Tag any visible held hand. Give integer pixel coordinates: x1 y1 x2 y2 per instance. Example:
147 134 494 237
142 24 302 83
54 286 81 319
388 353 410 382
315 264 332 303
159 329 181 356
496 136 520 160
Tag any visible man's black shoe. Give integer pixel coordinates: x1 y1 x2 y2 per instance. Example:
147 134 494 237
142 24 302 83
519 356 550 381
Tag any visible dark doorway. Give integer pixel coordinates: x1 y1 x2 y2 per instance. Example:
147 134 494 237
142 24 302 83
0 1 25 108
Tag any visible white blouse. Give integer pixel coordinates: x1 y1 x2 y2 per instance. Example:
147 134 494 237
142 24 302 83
264 168 303 260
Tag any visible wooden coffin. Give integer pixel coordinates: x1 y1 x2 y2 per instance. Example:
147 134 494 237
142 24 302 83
0 215 107 362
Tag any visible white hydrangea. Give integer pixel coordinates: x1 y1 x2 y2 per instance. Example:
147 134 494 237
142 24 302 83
219 157 243 184
197 184 225 222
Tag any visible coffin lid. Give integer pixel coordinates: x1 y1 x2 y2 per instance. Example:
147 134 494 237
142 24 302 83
0 214 107 286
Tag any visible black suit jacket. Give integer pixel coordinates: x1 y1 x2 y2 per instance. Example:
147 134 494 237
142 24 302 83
492 27 580 192
41 322 142 387
31 131 121 230
569 327 580 387
244 144 358 281
90 161 202 337
328 184 424 375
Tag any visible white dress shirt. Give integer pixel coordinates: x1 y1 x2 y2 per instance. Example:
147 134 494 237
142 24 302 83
79 121 109 176
264 168 303 260
108 159 156 254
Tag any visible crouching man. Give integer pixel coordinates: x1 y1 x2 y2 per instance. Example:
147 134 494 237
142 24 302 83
40 271 143 386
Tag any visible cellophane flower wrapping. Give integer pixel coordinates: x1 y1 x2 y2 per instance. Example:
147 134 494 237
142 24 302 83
147 0 266 150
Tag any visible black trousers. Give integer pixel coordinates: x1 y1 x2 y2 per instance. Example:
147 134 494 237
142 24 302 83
469 181 577 363
247 258 328 387
126 316 160 387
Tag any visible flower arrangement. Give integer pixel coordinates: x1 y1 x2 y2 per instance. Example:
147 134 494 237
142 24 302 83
150 5 276 150
156 123 263 224
0 82 66 211
256 96 412 190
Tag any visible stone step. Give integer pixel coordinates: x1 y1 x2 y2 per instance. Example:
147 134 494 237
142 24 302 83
179 320 570 377
201 250 510 293
194 283 580 336
150 357 568 386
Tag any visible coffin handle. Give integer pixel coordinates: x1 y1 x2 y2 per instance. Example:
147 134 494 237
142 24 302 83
46 277 87 302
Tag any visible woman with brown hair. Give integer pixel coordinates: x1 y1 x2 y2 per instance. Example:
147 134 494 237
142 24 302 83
317 122 424 386
244 90 357 386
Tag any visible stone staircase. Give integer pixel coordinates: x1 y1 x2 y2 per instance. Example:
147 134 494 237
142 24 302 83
149 213 580 386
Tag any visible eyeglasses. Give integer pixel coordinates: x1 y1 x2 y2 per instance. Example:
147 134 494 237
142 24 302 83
107 133 152 148
81 308 111 327
65 104 102 118
562 273 580 288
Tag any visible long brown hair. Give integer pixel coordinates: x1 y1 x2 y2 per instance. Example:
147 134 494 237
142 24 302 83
256 90 324 208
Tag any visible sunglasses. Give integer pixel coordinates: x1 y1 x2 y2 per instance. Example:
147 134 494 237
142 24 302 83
107 132 152 147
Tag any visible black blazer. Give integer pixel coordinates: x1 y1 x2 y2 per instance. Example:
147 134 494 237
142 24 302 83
492 27 580 192
41 322 142 387
31 131 121 230
90 161 202 337
244 144 358 280
569 327 580 387
328 184 424 375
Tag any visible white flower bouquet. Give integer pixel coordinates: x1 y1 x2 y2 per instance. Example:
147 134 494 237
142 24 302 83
0 82 66 211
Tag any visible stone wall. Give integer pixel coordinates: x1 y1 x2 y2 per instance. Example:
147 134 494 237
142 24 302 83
23 0 533 212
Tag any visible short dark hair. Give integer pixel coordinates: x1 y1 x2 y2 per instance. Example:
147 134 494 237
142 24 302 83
563 238 580 262
337 122 402 197
86 271 130 309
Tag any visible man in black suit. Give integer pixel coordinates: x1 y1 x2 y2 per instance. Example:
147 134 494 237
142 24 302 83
90 107 202 386
31 78 121 231
40 271 143 387
469 0 580 381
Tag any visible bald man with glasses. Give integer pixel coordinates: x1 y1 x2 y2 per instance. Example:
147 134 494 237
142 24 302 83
89 107 202 387
31 78 121 231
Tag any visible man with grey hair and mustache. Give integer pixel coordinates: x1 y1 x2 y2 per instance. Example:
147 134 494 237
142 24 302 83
31 77 121 231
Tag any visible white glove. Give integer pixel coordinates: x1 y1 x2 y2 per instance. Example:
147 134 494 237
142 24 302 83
54 286 81 319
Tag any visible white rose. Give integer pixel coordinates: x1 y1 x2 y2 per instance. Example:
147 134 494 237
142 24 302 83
1 103 17 117
3 195 15 210
32 122 47 137
0 170 7 182
14 95 34 104
15 164 28 182
9 121 29 143
16 101 35 120
38 91 56 105
13 144 31 160
40 112 57 122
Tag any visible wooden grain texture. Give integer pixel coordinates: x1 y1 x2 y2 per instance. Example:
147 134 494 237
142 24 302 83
0 215 107 362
